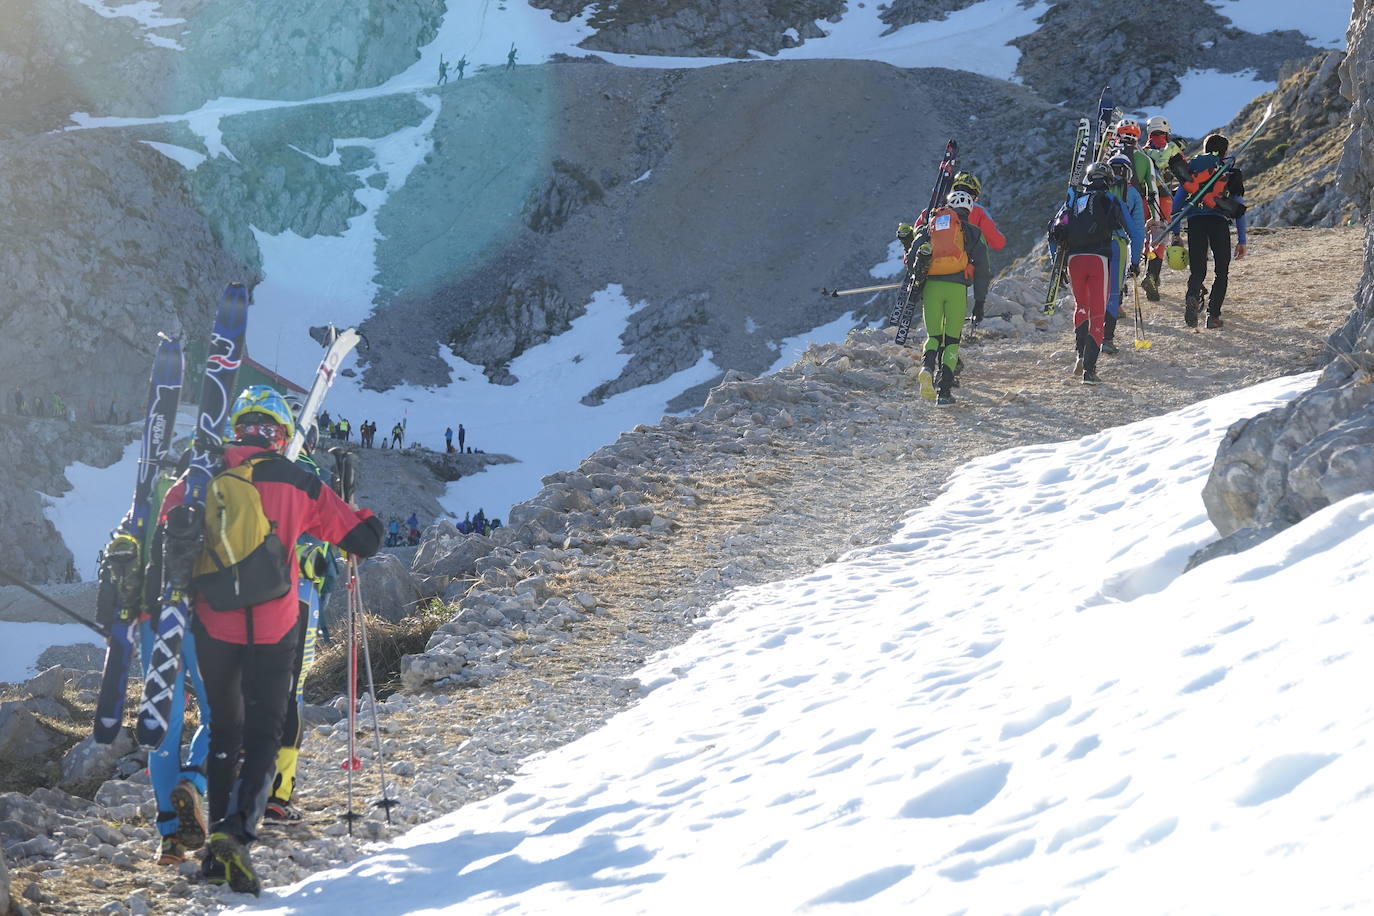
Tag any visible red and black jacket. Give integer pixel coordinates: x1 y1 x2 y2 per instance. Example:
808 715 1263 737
160 444 382 645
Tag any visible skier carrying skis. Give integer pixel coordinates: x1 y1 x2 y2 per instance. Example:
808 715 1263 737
1140 115 1189 301
1102 154 1146 355
159 385 382 894
1171 133 1247 329
914 189 990 406
1048 161 1143 384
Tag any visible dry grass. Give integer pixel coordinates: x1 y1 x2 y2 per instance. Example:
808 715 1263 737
303 600 452 704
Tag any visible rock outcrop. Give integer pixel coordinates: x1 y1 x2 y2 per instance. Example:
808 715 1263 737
531 0 841 57
1011 0 1318 116
1228 51 1356 228
0 416 135 582
0 0 441 134
1199 1 1372 557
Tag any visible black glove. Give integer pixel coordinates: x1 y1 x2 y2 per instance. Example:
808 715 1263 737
972 301 985 326
1128 262 1140 277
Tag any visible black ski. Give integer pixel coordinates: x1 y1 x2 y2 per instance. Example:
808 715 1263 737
136 283 249 748
1042 117 1093 315
891 139 958 345
93 335 183 744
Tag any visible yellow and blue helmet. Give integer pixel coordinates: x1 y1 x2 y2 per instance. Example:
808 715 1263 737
227 385 295 443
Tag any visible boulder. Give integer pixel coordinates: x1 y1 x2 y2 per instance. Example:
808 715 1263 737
357 553 424 624
0 847 8 916
22 666 71 700
427 534 496 580
0 702 61 764
59 730 136 788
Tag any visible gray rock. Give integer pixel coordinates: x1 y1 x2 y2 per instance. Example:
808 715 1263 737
95 780 149 810
302 703 343 727
4 836 57 860
0 846 9 916
423 534 496 580
613 506 654 528
60 731 136 788
0 703 60 764
33 644 102 672
21 667 70 700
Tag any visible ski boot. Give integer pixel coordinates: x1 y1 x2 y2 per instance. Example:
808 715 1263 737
1102 314 1119 355
1183 292 1201 328
1142 259 1162 301
935 366 955 406
171 780 208 850
208 832 262 897
265 798 302 822
156 836 186 866
917 351 937 401
1082 368 1102 385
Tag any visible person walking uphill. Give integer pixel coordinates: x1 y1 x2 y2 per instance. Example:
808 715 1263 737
915 189 990 407
1172 132 1248 330
1048 161 1143 385
158 385 382 895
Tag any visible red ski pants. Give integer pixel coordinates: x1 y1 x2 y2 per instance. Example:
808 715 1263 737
1069 252 1109 347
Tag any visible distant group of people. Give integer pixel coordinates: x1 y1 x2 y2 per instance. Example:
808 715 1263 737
386 512 423 547
11 389 121 423
444 424 466 453
314 411 476 455
436 43 516 85
458 509 500 536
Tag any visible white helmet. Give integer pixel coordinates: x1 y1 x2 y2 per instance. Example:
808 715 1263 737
1147 115 1170 136
946 189 976 211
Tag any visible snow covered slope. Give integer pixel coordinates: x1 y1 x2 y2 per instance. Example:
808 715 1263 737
241 371 1374 914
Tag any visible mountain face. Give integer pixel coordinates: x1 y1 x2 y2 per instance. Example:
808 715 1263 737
0 0 1349 581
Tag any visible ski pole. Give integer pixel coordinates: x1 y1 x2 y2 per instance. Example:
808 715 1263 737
820 282 903 298
340 557 362 833
352 558 398 822
0 567 106 635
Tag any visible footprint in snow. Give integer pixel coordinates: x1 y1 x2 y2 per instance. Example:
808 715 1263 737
805 865 915 905
1235 753 1338 807
1180 666 1228 694
1000 697 1072 740
900 762 1011 819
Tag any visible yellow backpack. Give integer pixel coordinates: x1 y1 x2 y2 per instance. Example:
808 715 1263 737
192 455 292 611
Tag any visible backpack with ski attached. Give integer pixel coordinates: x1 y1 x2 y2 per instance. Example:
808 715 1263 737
890 139 958 345
1149 102 1274 246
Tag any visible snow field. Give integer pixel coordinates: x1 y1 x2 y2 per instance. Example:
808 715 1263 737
245 371 1374 914
0 622 104 684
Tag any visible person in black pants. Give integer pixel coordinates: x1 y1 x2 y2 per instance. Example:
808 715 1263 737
1170 133 1247 330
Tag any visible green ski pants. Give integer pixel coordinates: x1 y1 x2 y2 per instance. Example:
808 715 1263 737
922 278 968 373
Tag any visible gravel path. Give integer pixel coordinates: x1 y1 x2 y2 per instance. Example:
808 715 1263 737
7 226 1361 914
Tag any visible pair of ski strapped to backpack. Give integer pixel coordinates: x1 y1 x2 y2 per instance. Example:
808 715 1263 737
889 139 959 346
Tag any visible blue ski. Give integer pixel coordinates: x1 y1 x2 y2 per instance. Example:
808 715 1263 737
92 335 183 743
136 283 249 748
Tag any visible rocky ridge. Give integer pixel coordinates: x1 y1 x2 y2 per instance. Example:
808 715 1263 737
1222 50 1356 228
1200 2 1374 557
